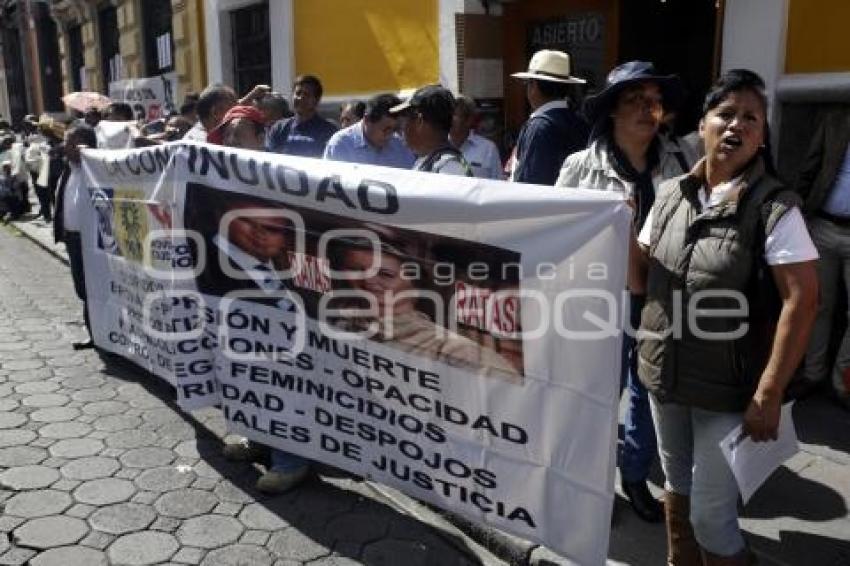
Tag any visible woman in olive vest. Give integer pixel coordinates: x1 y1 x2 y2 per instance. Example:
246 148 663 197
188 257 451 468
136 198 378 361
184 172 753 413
630 70 818 565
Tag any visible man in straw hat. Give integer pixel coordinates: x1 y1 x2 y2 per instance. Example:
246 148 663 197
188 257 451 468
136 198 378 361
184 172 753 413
510 49 589 185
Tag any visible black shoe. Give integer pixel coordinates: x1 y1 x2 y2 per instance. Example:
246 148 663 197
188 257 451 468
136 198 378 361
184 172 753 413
621 479 663 523
72 339 94 350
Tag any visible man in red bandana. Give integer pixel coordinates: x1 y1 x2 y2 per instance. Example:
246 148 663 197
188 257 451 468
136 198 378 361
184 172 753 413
207 105 267 150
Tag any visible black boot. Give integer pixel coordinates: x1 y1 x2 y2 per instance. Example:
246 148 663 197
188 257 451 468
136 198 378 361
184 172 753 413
622 478 663 523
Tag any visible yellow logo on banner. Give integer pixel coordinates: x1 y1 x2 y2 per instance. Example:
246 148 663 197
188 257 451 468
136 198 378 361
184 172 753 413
112 188 149 264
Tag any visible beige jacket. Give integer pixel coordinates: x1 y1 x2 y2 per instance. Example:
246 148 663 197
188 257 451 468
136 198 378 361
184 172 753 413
555 135 698 196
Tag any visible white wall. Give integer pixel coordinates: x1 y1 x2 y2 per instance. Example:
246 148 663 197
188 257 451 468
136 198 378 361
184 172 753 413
438 0 463 92
720 0 790 124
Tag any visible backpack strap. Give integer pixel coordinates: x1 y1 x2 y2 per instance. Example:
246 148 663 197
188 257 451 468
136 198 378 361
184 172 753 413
419 146 474 176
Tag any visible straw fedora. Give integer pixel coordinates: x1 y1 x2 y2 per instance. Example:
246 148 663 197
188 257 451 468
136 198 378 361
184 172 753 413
511 50 586 85
36 115 67 139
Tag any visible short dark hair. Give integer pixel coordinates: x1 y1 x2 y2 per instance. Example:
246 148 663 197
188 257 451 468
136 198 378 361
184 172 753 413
453 95 477 120
534 79 571 100
702 69 767 115
293 75 323 100
67 123 97 148
259 93 291 118
107 102 134 121
343 100 367 120
196 83 236 121
179 101 196 116
365 94 400 123
702 69 775 175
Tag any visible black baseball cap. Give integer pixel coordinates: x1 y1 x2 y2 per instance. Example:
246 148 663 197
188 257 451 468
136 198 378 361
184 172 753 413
389 85 455 132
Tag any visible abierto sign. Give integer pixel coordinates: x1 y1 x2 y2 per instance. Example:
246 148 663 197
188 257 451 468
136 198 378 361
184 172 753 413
79 142 630 565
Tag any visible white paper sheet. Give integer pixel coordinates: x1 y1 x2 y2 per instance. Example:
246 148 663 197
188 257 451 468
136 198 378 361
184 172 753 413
720 402 799 504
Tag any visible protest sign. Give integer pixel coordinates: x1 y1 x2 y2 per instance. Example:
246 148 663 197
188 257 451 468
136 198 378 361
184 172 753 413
79 142 630 565
108 73 178 123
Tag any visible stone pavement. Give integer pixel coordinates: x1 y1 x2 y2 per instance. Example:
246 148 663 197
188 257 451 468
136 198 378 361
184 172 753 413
4 212 850 566
0 225 501 566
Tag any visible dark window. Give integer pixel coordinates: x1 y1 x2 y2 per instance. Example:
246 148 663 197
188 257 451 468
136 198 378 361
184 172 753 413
35 5 62 111
142 0 174 75
98 5 121 90
230 2 271 95
0 17 27 125
68 25 85 91
619 0 719 135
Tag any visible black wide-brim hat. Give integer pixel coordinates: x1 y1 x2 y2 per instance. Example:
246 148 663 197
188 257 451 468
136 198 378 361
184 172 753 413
583 61 685 126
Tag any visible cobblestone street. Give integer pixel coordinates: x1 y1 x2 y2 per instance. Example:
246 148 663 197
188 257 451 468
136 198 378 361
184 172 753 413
2 218 850 566
0 226 486 565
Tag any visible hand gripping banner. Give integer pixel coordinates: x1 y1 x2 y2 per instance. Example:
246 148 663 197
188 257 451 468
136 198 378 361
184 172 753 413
79 141 630 565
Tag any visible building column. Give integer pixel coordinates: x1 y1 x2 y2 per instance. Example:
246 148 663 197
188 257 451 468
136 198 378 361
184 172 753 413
82 15 99 93
720 0 790 129
117 0 143 79
172 0 207 96
57 27 71 99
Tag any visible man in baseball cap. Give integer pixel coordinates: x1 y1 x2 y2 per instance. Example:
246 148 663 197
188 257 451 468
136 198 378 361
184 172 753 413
509 49 589 185
390 85 472 176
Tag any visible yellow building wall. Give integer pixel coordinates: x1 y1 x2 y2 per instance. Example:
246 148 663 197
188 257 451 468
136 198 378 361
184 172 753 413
293 0 438 96
172 0 208 96
786 0 850 73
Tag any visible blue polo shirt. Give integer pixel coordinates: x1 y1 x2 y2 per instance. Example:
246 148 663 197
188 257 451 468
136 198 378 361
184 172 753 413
323 122 415 169
266 114 338 158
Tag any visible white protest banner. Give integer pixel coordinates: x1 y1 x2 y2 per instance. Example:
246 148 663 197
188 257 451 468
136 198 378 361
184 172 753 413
79 142 630 565
108 73 178 123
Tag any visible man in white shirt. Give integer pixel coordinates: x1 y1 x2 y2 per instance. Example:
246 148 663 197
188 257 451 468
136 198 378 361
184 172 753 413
450 95 503 180
54 124 98 349
183 84 238 142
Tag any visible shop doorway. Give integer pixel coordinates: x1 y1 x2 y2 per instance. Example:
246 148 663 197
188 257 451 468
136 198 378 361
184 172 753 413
618 0 722 134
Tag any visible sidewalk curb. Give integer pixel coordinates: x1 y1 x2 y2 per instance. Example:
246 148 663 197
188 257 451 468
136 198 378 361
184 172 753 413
8 219 69 266
363 482 514 566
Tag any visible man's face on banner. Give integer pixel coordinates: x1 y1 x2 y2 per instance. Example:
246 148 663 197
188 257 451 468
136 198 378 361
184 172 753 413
226 203 288 263
344 248 418 316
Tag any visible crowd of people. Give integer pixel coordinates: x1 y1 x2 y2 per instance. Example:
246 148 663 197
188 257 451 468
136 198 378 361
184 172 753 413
1 45 848 566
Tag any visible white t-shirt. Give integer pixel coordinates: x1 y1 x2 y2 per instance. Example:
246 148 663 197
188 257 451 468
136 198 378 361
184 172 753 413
183 122 207 142
62 166 84 233
638 179 819 266
458 132 503 180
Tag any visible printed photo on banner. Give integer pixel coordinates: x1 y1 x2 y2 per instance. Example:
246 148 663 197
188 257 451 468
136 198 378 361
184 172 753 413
90 185 185 270
184 182 524 381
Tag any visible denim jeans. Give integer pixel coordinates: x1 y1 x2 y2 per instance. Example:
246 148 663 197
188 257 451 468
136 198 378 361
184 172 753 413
650 396 746 556
270 449 309 473
803 218 850 397
620 294 657 483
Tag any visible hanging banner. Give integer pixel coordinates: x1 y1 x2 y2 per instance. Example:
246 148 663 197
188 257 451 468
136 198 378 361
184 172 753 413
79 142 630 565
108 72 179 123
